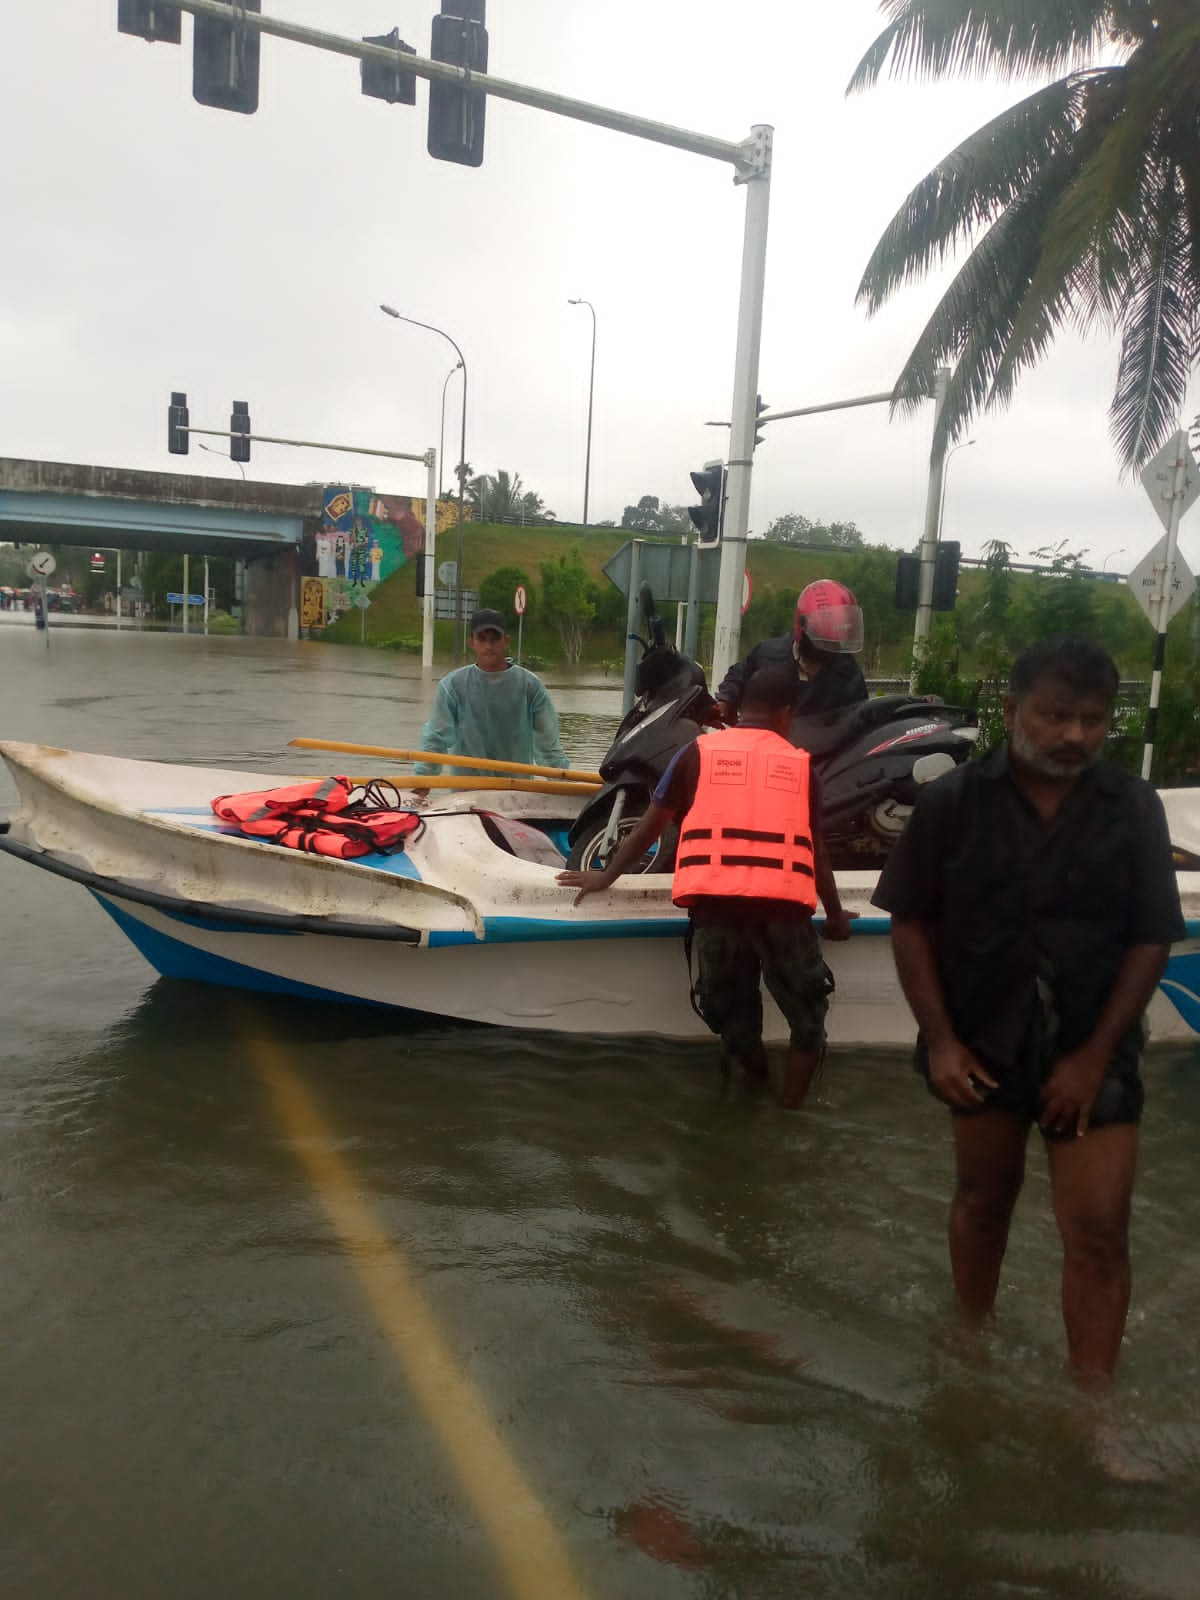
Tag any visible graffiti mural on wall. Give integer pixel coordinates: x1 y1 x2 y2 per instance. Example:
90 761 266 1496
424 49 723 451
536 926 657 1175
311 487 457 626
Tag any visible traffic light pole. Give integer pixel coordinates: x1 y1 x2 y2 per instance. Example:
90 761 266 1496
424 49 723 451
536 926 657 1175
141 1 772 679
711 128 772 690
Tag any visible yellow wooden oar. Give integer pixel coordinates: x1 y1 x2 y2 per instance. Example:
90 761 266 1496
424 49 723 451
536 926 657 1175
284 775 596 795
290 737 603 785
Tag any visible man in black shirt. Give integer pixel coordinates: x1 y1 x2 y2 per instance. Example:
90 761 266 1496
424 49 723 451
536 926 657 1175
872 637 1184 1381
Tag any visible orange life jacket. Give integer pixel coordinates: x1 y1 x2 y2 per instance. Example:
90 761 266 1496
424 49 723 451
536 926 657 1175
671 727 817 910
211 777 423 860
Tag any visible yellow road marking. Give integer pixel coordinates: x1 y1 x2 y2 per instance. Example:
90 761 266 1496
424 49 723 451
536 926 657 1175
250 1033 592 1600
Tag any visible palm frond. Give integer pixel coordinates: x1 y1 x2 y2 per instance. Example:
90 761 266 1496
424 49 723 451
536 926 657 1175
857 73 1112 313
1110 166 1199 472
848 1 1118 93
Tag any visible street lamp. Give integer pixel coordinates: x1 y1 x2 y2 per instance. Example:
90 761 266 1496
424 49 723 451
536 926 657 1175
937 438 975 537
380 304 468 660
567 297 596 527
439 359 463 500
198 439 246 481
1102 548 1126 573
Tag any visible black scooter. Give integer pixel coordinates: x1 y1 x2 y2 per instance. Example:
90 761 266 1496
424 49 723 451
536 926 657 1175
566 590 978 872
565 586 718 872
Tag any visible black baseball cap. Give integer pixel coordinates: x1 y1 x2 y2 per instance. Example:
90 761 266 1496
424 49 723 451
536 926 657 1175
469 608 508 636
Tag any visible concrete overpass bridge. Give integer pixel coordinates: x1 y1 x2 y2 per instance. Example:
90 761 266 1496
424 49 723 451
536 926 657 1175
0 458 329 635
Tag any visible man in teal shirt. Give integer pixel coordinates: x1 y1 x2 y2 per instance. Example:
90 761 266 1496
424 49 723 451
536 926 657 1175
416 608 569 775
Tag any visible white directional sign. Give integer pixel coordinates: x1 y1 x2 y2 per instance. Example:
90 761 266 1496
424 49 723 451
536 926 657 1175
28 552 56 578
1126 536 1196 627
352 591 372 610
1140 429 1199 532
438 560 458 587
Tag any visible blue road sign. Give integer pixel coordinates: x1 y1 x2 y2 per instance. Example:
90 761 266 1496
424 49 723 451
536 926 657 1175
166 593 206 606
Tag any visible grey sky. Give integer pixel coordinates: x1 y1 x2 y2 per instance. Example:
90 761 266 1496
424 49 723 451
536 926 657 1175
2 2 1196 572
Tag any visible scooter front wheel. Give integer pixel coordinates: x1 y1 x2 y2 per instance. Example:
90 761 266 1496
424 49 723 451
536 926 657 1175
564 812 679 874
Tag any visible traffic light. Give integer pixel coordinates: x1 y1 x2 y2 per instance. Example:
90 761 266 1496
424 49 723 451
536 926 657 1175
168 391 190 456
894 554 918 609
932 540 961 611
428 2 489 168
193 0 261 115
688 462 726 546
754 394 769 448
894 543 961 610
230 400 251 463
362 28 417 104
117 0 181 44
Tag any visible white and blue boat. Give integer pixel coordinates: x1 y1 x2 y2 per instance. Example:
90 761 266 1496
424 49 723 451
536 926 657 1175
3 739 1200 1045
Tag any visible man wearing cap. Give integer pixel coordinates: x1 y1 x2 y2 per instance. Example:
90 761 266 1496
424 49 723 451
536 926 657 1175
415 608 569 776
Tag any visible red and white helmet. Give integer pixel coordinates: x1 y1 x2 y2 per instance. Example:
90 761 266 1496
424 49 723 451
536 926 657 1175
794 579 864 655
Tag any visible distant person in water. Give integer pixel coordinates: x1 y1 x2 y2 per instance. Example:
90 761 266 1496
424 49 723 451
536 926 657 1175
415 608 568 776
872 637 1184 1382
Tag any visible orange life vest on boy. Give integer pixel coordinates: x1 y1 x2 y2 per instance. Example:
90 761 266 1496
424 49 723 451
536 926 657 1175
671 726 818 911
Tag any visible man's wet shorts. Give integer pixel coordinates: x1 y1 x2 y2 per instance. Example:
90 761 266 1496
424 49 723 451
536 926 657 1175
918 1037 1144 1140
690 916 833 1056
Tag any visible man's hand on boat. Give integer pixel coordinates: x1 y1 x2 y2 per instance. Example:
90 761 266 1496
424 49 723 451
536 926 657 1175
820 907 854 941
557 865 619 906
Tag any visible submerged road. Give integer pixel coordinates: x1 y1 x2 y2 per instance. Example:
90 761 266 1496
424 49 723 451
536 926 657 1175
1 628 1199 1599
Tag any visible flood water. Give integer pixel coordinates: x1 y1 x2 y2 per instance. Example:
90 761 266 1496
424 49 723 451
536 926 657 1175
2 625 1199 1600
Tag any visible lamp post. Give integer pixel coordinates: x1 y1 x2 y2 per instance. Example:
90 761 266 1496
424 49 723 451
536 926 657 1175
1102 548 1126 573
380 304 469 660
567 297 596 527
937 438 976 538
439 359 463 500
198 439 246 482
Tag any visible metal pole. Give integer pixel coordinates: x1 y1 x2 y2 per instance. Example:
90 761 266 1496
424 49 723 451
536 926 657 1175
204 554 210 635
516 612 524 666
457 364 468 659
711 126 773 690
1141 429 1191 780
910 367 951 688
183 552 189 636
622 540 644 714
378 307 468 661
116 549 122 631
569 298 596 525
422 447 437 670
439 361 461 500
683 539 701 659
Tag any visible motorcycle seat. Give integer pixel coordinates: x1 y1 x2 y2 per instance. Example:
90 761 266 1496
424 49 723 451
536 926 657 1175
791 694 957 757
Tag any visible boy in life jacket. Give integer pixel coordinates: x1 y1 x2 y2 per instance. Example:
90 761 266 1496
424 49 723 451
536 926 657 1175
559 665 853 1107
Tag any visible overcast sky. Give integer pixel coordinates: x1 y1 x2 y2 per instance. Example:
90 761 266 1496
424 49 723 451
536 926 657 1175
2 1 1197 572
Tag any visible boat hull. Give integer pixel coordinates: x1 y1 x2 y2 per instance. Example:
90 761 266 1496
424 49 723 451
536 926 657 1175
4 741 1200 1047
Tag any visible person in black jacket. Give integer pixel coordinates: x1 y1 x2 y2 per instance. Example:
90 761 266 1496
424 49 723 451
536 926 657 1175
715 579 868 724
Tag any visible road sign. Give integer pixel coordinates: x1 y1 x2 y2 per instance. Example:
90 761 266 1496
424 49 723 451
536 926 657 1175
352 591 372 610
513 584 527 616
1126 536 1196 627
90 552 106 570
1141 429 1199 532
434 587 478 620
438 560 458 587
742 571 752 615
166 592 206 606
28 552 55 578
602 541 721 603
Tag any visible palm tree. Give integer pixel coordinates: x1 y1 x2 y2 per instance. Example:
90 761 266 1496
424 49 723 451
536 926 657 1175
467 469 556 524
850 3 1200 473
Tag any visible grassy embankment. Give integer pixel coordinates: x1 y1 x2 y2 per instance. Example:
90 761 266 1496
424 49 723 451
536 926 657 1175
323 522 1151 675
